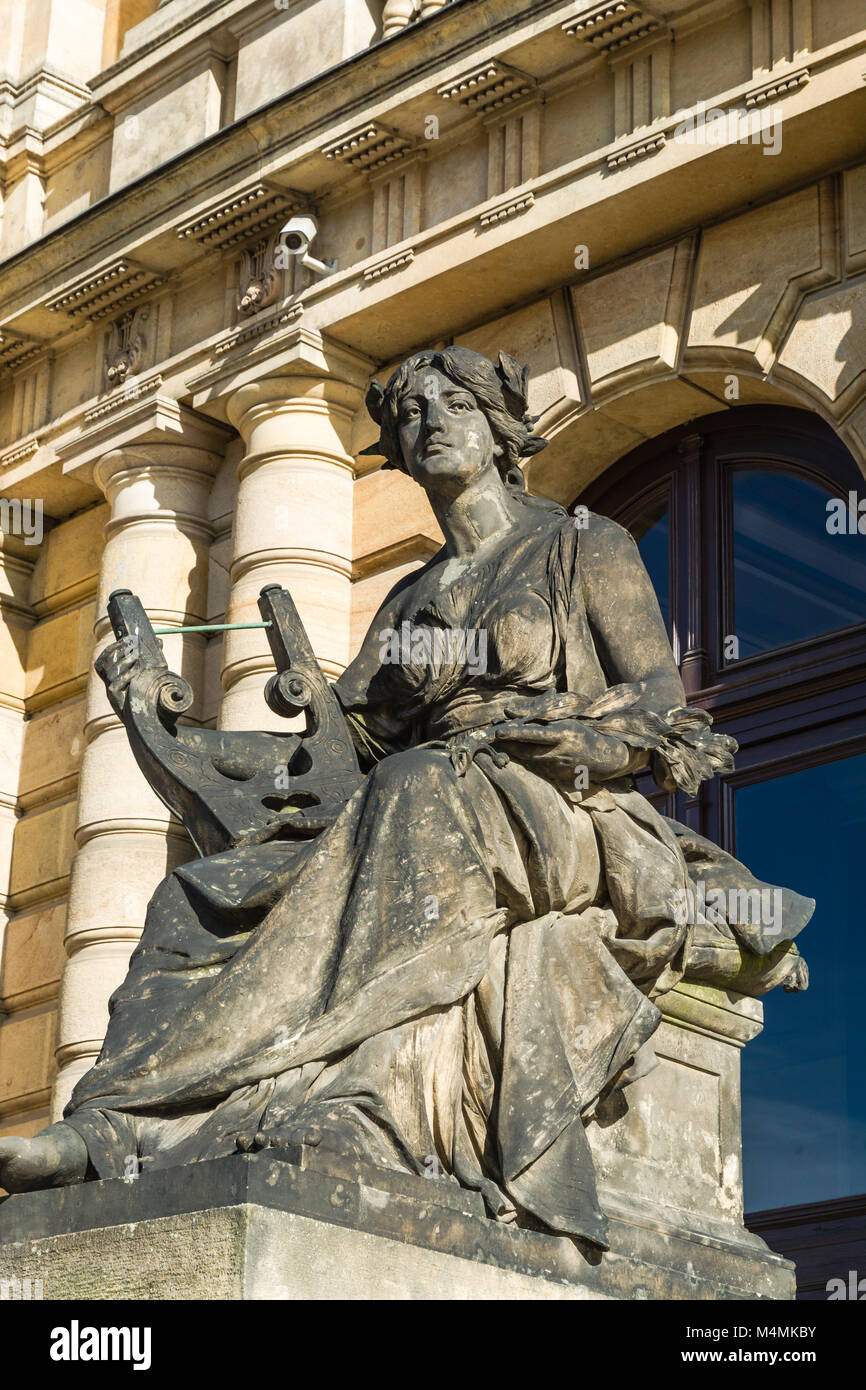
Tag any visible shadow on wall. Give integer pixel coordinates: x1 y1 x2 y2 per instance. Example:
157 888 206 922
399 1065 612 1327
101 0 162 70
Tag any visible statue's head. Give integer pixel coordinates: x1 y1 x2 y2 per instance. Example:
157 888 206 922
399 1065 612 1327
362 346 548 494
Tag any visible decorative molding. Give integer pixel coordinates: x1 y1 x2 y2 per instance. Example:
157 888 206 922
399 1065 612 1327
370 154 425 254
0 1088 51 1122
46 259 164 321
565 6 671 140
485 95 543 198
322 121 415 173
437 60 536 116
607 130 666 168
0 330 43 373
352 534 442 581
62 394 232 483
611 33 671 135
745 67 810 108
563 3 664 54
0 435 40 468
749 0 812 76
174 182 302 252
0 66 91 108
213 302 304 357
363 248 416 282
17 771 81 817
478 191 535 228
103 306 150 389
83 373 164 424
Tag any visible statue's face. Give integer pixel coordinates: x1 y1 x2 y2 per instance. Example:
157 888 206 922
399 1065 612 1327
397 367 500 491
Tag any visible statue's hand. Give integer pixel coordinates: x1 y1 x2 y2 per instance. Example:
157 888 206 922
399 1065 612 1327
499 690 589 722
487 718 635 784
95 636 145 717
442 727 510 776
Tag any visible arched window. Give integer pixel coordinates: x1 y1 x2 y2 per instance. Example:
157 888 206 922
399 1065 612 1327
582 406 866 1253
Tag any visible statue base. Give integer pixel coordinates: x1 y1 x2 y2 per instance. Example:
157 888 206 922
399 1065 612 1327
0 1148 793 1301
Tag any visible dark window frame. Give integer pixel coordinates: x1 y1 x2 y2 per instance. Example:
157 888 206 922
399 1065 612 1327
581 405 866 852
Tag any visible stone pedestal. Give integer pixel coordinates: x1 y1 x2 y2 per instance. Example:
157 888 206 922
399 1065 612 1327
0 1146 791 1301
590 979 765 1244
0 982 794 1301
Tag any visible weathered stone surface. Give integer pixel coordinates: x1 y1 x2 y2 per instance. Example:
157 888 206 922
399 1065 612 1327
0 1152 794 1301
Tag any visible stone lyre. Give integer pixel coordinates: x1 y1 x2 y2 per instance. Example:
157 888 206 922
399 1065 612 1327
99 584 362 856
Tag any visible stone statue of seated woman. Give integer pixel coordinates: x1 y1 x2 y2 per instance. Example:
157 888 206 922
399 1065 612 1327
0 346 812 1251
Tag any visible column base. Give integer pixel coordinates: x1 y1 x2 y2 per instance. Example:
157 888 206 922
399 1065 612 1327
0 1151 794 1301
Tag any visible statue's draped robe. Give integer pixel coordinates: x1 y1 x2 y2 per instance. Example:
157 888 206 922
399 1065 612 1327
64 514 812 1245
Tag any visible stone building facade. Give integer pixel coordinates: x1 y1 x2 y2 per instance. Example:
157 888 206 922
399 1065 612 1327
1 0 865 1291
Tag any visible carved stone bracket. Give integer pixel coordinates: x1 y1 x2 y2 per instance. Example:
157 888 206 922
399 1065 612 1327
437 59 542 201
103 306 150 389
565 4 671 141
363 248 416 282
325 121 422 256
175 182 303 253
238 234 285 317
84 373 164 425
437 60 536 116
47 259 164 322
745 67 810 108
0 435 40 469
0 329 43 373
369 151 425 254
607 130 667 169
213 302 305 359
478 191 535 228
322 121 416 173
563 2 663 53
748 0 812 76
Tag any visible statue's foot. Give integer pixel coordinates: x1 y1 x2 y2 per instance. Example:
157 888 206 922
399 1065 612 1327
249 1112 375 1164
244 1106 407 1173
782 954 809 992
0 1123 88 1194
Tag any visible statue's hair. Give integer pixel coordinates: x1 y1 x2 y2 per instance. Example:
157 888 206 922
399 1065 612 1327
362 347 556 506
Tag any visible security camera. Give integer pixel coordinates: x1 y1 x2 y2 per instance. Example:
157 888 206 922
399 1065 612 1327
277 214 336 277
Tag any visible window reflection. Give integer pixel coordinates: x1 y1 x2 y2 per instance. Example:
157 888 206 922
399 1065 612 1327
732 470 866 658
737 755 866 1212
627 494 671 636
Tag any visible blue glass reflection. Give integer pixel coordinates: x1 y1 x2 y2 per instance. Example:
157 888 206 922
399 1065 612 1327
630 499 671 636
733 470 866 658
737 754 866 1211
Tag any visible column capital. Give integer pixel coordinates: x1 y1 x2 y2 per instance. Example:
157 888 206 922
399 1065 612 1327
190 325 375 424
91 444 222 502
57 396 233 489
225 374 366 445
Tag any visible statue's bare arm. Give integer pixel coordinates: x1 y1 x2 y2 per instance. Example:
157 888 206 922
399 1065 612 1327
580 512 686 716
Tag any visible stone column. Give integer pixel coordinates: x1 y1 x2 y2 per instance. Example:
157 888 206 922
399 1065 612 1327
220 332 371 730
0 535 35 1069
53 402 230 1115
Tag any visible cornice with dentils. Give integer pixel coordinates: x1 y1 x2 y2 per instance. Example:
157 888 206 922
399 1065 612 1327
0 0 567 290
